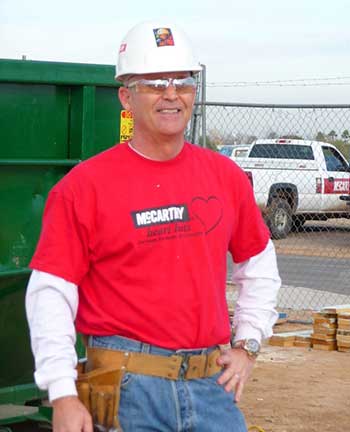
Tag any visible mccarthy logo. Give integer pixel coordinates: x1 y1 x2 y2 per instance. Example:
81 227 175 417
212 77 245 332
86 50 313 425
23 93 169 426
132 204 189 228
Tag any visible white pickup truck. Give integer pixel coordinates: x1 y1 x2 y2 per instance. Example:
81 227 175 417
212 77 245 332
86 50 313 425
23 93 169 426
234 139 350 238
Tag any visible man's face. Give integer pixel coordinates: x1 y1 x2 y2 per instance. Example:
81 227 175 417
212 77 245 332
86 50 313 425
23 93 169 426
119 72 196 140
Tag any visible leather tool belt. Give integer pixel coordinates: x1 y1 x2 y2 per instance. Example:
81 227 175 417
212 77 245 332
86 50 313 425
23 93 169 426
77 346 222 431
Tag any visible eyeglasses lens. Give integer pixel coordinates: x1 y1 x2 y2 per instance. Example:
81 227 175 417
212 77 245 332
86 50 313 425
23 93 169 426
129 77 196 94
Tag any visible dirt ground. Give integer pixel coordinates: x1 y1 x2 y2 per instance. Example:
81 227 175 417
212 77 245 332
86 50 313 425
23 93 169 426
234 220 350 431
239 323 350 432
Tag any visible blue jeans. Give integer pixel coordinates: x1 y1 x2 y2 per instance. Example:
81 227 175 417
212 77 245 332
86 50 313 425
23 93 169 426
89 335 247 432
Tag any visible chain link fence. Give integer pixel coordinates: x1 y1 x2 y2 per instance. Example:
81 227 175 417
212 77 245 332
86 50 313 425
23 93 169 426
187 102 350 320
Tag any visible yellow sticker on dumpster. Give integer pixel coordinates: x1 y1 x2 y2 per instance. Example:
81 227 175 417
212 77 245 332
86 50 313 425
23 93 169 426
120 110 134 142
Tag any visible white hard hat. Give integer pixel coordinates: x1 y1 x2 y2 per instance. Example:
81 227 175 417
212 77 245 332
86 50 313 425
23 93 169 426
116 21 202 81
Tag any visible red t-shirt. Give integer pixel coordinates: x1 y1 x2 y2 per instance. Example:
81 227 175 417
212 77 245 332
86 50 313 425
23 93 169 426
30 142 269 348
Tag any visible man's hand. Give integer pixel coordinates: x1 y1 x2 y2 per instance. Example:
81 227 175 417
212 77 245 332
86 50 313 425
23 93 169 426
216 348 256 402
52 395 93 432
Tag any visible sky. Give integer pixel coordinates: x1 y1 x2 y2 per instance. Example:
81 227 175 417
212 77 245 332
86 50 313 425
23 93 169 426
1 0 350 104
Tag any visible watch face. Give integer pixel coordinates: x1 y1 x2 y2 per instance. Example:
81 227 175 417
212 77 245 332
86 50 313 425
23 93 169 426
246 339 260 353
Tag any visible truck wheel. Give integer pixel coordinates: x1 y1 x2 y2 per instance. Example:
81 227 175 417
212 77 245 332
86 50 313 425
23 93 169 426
266 198 293 239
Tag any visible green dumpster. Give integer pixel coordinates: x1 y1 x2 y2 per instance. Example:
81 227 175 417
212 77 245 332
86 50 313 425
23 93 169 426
0 59 122 426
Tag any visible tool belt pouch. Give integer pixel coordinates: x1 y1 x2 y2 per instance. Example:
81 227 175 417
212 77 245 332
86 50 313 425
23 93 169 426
77 366 124 431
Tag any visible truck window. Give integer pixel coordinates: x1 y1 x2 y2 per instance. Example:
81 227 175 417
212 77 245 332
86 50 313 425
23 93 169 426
322 146 349 172
234 148 249 158
249 144 314 160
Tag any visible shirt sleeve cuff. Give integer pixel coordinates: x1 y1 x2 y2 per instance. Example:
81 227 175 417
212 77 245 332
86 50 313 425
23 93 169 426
48 377 77 402
234 323 263 344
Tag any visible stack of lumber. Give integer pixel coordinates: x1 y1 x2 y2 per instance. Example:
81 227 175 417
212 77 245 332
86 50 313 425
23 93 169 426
268 306 350 352
294 333 312 348
311 311 338 351
320 304 350 352
269 332 295 347
269 330 312 347
336 313 350 352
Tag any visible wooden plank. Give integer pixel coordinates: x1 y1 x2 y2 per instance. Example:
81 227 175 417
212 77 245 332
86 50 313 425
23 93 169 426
313 321 337 329
294 338 312 348
269 330 312 347
269 336 295 347
337 346 350 353
322 304 350 314
313 342 337 351
312 312 338 323
337 329 350 336
311 337 336 344
336 336 350 344
312 334 336 342
312 327 337 335
338 318 350 330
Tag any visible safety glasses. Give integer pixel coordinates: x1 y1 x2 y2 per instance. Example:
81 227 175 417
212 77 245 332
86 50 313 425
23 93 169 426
127 76 197 94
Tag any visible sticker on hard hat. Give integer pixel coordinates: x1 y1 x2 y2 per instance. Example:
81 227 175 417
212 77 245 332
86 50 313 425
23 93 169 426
120 110 134 142
153 28 174 47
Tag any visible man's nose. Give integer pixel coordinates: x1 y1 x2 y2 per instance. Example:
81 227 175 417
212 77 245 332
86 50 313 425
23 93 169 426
162 84 178 100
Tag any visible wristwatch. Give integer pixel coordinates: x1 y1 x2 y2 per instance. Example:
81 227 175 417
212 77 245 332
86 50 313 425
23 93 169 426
232 338 261 359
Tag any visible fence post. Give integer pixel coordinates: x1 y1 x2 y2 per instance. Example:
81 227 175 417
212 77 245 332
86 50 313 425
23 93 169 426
201 64 207 148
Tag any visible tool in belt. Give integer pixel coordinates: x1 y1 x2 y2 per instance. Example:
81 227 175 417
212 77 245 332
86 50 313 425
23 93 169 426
77 346 223 431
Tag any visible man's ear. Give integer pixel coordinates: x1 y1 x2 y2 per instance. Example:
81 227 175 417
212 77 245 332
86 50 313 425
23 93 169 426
118 86 132 111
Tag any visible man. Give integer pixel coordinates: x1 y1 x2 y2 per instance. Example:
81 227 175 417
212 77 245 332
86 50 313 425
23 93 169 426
26 20 280 432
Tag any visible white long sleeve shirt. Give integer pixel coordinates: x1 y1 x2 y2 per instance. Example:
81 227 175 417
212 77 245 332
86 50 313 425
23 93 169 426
25 239 280 402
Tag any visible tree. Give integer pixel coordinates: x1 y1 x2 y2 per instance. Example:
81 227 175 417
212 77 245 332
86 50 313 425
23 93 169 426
246 135 258 144
207 128 225 147
280 134 303 140
315 131 326 142
341 129 350 143
266 131 278 139
328 130 337 141
198 135 218 151
233 133 257 144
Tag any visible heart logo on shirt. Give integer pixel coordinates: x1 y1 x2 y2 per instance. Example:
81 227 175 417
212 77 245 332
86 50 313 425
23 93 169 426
191 196 223 234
